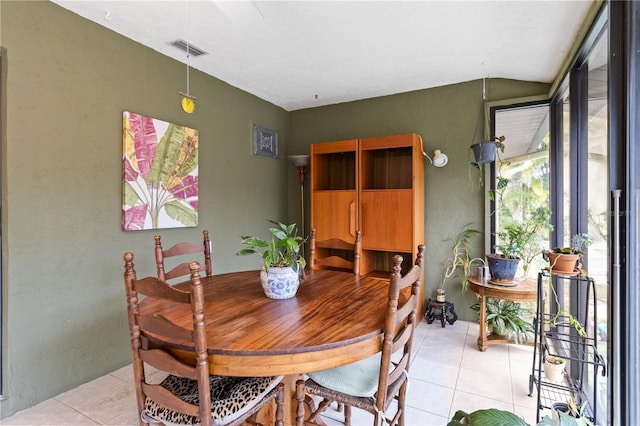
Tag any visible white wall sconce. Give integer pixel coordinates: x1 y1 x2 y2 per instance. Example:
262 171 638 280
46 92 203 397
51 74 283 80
424 149 448 167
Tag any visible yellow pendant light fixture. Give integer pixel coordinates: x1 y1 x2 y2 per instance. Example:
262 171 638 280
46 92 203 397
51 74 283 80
179 2 196 113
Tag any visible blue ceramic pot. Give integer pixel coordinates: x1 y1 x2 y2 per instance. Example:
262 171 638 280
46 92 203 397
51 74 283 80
486 254 520 283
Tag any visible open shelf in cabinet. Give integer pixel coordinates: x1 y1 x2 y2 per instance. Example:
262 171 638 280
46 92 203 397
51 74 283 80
312 151 356 190
360 147 413 190
360 250 413 277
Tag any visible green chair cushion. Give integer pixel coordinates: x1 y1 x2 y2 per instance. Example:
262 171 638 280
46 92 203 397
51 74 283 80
307 352 381 397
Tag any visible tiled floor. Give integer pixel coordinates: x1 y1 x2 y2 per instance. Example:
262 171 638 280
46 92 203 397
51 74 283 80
2 320 539 426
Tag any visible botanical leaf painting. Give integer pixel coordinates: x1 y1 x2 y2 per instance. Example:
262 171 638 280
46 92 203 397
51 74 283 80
122 111 199 231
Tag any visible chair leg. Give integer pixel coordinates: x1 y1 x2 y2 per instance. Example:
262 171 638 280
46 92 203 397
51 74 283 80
295 380 307 426
295 380 334 426
275 383 285 426
343 404 351 426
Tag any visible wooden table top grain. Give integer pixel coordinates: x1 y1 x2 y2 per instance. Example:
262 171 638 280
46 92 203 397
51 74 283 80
139 269 390 376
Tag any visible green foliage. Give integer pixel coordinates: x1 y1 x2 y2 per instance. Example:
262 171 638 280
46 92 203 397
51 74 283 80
471 298 534 344
237 220 306 272
538 398 595 426
545 283 587 337
448 408 528 426
440 227 481 292
552 233 594 254
494 207 553 274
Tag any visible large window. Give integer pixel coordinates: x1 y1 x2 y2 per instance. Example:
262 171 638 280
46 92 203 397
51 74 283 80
490 3 640 424
492 7 612 423
548 8 610 424
493 104 551 279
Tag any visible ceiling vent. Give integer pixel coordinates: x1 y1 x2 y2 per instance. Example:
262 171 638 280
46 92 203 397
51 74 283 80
170 39 207 57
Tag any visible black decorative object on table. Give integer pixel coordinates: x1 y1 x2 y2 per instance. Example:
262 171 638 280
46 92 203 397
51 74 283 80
424 298 458 328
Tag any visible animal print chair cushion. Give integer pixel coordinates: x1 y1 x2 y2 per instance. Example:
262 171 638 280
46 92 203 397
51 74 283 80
141 374 283 426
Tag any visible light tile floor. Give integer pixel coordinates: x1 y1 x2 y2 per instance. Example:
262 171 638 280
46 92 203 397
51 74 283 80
2 320 540 426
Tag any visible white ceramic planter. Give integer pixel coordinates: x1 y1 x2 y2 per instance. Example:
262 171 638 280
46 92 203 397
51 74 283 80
544 356 566 383
260 266 300 299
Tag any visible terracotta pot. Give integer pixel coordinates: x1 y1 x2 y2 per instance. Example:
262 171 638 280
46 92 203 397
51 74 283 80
486 253 520 283
260 266 300 299
546 252 581 274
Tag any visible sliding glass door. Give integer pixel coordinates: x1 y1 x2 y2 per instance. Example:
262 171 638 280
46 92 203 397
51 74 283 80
552 8 609 422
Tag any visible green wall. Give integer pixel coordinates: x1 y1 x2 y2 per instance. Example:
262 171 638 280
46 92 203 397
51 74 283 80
0 0 550 418
1 0 291 417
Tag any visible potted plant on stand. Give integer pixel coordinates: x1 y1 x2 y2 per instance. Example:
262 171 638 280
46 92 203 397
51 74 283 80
541 398 595 426
237 220 306 299
543 355 566 383
439 226 482 297
544 233 594 275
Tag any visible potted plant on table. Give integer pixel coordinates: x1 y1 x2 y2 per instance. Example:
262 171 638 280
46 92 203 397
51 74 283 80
237 220 306 299
544 233 593 275
488 207 553 283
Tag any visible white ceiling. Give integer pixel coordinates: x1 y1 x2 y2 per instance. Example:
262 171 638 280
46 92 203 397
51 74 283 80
51 0 594 112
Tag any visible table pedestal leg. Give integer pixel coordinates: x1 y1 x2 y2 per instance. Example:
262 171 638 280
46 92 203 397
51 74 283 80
477 294 489 351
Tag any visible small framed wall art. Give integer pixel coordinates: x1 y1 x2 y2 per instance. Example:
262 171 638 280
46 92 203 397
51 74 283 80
253 124 278 159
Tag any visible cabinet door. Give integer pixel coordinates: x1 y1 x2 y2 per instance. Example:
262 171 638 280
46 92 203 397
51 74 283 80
311 191 357 241
360 190 413 251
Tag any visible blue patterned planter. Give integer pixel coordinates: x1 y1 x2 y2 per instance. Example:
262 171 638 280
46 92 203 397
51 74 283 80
260 267 300 299
486 254 520 283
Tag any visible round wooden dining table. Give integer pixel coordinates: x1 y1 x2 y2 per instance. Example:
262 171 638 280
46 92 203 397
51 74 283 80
139 268 391 424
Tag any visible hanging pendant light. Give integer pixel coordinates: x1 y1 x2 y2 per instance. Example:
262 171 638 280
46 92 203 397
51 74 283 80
179 2 196 113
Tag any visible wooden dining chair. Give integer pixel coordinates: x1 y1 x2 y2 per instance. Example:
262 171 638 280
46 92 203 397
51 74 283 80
309 228 361 275
155 229 212 282
123 252 285 426
295 244 425 426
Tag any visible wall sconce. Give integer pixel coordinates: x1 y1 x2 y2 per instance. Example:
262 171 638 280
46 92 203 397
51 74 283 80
424 149 448 167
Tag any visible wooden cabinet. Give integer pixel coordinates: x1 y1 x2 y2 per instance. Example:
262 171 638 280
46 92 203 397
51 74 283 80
310 133 425 307
310 139 358 242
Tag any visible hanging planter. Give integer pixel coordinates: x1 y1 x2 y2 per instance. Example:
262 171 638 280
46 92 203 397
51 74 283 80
470 140 497 164
470 136 505 165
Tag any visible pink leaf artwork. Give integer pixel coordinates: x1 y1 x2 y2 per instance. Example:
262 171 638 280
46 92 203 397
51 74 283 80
122 111 199 231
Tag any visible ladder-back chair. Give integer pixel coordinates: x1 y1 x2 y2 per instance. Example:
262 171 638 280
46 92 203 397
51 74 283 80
155 229 212 282
123 252 284 426
295 244 425 426
309 228 361 275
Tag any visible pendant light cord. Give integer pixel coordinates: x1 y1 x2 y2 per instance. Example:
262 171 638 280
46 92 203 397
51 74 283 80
472 78 486 143
186 1 190 96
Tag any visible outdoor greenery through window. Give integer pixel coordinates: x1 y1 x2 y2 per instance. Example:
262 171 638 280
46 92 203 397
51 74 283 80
494 105 551 280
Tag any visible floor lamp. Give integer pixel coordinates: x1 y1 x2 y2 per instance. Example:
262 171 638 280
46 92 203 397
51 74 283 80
288 154 310 264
